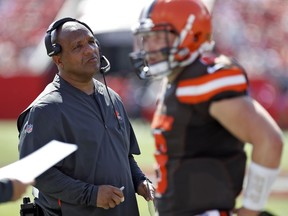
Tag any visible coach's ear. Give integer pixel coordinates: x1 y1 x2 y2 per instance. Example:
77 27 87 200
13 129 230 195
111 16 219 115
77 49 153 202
52 55 64 69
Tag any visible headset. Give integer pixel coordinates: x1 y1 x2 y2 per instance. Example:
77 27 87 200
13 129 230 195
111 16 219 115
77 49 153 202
44 17 110 73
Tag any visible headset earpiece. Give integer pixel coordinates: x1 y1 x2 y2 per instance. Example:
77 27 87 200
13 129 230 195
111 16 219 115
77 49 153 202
45 17 95 57
45 17 77 56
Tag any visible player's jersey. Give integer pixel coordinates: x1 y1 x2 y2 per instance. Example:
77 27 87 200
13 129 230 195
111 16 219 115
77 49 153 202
151 53 248 215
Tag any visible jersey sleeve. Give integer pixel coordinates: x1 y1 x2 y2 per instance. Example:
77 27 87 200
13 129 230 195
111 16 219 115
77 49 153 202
175 67 248 105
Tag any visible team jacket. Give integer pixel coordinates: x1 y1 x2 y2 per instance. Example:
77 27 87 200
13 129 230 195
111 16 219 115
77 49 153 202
151 53 248 215
17 74 145 216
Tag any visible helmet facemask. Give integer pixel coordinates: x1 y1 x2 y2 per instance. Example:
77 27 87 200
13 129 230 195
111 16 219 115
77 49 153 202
129 0 214 80
130 23 180 80
130 18 214 80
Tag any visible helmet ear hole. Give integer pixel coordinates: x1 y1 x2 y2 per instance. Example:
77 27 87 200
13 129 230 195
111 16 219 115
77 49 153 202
193 32 201 42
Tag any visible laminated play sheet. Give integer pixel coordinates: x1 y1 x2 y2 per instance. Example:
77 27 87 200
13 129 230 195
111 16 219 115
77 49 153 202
0 140 77 183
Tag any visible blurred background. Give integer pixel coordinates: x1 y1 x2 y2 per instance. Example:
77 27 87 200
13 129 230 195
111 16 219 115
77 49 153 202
1 0 288 128
0 0 287 215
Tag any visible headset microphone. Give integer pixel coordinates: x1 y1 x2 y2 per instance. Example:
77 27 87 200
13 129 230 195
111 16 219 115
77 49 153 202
100 56 110 74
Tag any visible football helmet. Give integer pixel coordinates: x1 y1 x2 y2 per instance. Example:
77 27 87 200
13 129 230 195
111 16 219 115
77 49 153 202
129 0 214 79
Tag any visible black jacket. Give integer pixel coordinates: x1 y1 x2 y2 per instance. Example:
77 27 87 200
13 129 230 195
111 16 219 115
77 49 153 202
17 74 145 216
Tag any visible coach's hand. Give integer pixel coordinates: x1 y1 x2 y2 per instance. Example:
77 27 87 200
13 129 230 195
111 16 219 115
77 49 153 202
96 185 124 209
137 179 155 201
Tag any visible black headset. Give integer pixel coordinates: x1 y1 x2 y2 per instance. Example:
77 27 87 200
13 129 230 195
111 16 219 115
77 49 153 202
44 17 110 73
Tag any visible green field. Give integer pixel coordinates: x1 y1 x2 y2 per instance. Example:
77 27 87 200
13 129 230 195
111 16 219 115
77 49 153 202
0 119 287 215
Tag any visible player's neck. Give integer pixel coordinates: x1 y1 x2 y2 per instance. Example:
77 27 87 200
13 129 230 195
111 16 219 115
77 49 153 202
167 67 183 83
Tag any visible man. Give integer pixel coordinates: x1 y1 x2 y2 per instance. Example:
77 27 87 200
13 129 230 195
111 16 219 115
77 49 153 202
0 179 30 203
17 17 153 216
129 0 283 215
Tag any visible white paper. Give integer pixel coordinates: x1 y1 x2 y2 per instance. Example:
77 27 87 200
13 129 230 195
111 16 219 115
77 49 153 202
0 140 78 183
148 200 156 216
145 179 156 216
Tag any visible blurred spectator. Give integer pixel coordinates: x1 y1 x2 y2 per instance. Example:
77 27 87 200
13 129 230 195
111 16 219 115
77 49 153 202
0 0 65 75
211 0 288 129
212 0 288 76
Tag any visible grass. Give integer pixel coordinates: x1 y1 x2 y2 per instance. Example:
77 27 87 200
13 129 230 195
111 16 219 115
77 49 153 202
0 119 287 215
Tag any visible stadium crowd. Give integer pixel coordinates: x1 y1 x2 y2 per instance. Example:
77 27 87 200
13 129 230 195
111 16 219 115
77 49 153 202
0 0 65 75
212 0 288 77
0 0 287 77
1 0 288 125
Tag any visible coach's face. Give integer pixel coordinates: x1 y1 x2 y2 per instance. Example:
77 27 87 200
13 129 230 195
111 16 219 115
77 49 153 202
53 22 101 82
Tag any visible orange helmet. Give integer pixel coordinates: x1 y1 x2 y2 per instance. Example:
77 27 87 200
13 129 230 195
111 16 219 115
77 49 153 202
130 0 213 79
